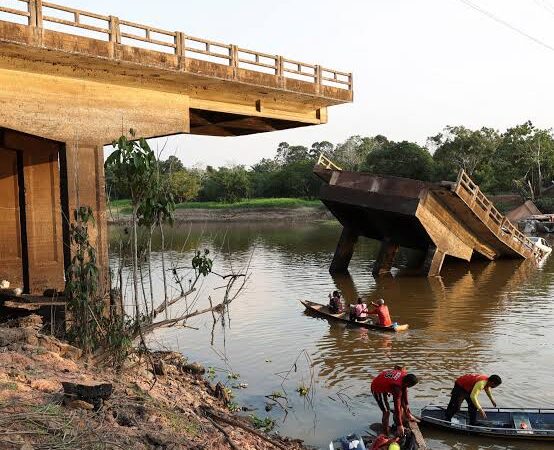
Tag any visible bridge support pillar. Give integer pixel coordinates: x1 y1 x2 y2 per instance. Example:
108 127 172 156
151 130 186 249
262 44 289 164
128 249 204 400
421 246 446 277
330 227 358 273
372 239 399 276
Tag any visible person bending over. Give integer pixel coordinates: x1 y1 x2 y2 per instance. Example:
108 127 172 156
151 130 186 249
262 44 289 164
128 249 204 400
371 368 419 436
445 373 502 425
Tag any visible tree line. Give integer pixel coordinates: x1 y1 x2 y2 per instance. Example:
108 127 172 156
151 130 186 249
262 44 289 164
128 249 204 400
105 121 554 205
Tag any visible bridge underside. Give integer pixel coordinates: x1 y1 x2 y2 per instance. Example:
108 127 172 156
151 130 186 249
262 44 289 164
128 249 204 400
315 167 539 277
0 9 351 295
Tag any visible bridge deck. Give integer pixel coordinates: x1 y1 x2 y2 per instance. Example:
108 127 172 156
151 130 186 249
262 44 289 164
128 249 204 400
315 160 544 276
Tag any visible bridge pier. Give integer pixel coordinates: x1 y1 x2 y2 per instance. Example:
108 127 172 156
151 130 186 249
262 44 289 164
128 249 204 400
421 245 446 277
330 228 358 273
372 239 400 276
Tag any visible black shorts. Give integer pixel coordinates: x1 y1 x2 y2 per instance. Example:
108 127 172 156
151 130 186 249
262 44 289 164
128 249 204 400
372 392 391 412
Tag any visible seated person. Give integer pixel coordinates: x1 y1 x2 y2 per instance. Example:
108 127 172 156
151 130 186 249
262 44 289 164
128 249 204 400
328 290 344 313
354 297 369 321
368 298 392 327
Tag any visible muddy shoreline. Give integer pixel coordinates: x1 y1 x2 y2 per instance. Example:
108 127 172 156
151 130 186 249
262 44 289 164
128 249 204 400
108 206 333 224
0 315 310 449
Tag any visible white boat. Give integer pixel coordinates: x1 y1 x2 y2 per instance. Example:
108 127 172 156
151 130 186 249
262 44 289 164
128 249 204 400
528 236 552 255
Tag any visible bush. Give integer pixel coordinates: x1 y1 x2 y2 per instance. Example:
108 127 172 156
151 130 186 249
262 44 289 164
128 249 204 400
535 197 554 214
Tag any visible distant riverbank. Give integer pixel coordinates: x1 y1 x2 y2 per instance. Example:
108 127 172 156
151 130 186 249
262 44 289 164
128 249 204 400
107 198 333 223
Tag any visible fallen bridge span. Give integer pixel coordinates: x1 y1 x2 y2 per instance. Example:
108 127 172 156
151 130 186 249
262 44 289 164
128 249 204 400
315 156 545 277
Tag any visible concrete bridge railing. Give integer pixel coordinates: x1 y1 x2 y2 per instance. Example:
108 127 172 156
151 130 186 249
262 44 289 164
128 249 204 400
0 0 352 92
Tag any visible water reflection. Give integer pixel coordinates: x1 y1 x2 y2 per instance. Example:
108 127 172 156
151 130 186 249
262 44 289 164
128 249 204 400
109 222 554 450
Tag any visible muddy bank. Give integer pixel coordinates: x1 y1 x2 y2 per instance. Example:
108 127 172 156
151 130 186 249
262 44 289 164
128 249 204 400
0 315 309 450
108 206 333 224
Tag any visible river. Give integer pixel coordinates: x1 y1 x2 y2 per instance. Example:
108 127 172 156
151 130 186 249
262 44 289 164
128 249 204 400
109 220 554 449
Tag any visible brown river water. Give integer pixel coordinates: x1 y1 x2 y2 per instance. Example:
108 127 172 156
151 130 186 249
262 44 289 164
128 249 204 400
109 221 554 449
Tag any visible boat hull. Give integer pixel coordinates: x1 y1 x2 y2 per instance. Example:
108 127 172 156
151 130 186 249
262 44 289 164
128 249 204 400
420 405 554 441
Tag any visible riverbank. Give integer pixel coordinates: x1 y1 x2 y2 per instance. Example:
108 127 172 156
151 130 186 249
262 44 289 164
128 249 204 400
108 198 332 224
0 315 308 450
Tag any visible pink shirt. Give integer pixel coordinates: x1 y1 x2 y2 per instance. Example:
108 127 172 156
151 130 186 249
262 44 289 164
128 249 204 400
355 303 368 318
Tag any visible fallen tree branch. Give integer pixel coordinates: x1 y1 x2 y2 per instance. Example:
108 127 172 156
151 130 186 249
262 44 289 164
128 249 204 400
202 408 287 450
206 416 241 450
140 303 224 335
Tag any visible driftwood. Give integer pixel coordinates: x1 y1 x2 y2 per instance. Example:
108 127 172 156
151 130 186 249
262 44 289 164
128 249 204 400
206 417 241 450
202 407 288 450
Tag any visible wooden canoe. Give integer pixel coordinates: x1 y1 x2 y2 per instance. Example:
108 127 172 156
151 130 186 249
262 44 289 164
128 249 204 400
420 405 554 441
300 300 409 332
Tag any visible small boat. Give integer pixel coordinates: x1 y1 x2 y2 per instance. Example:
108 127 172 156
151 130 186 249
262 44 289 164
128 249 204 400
300 300 409 332
420 405 554 441
529 236 552 255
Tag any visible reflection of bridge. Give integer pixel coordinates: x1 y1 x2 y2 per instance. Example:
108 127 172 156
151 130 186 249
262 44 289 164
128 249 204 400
315 158 545 276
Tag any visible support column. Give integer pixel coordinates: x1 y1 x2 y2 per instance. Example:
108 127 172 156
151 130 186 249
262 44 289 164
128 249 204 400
372 239 400 276
330 227 358 274
421 245 446 277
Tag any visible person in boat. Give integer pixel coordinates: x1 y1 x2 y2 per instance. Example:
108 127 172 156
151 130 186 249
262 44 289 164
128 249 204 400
370 435 399 450
354 297 369 321
368 299 392 327
371 368 419 436
444 373 502 425
328 290 344 314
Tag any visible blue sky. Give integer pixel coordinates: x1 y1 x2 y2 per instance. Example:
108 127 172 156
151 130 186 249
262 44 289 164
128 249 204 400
35 1 554 166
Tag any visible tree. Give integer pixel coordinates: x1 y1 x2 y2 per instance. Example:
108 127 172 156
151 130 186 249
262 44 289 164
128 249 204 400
200 166 251 202
334 135 389 170
159 155 185 174
365 140 435 181
105 131 157 319
168 169 201 203
490 121 554 198
275 142 310 165
310 141 334 158
430 126 499 185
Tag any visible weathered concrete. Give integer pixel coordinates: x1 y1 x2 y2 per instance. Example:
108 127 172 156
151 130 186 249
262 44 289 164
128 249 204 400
0 2 352 296
372 239 400 276
330 228 358 273
315 167 545 277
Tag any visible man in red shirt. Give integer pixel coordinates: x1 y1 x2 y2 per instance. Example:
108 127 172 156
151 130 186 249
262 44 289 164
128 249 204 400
445 373 502 425
371 368 419 436
368 299 392 327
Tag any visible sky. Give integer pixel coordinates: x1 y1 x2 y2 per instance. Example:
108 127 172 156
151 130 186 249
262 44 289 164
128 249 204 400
26 0 554 167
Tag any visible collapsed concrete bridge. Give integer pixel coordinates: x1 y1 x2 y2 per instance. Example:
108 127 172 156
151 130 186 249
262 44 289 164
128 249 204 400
314 157 545 277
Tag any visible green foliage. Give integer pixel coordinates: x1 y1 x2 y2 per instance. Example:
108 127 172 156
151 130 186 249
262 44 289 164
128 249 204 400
65 206 133 363
110 198 321 211
365 140 435 181
168 170 201 203
200 165 251 202
227 401 241 412
249 415 276 432
296 385 309 397
105 122 554 206
65 206 102 354
333 135 388 170
535 197 554 214
192 249 213 277
430 126 499 185
159 155 185 174
207 367 216 380
489 121 554 198
105 130 157 211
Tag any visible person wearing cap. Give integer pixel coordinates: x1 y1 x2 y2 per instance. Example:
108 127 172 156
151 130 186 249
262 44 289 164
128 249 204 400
371 368 419 436
368 299 392 327
444 373 502 425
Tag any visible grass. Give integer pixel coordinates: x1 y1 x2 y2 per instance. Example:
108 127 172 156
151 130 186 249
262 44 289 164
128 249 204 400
108 197 322 214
